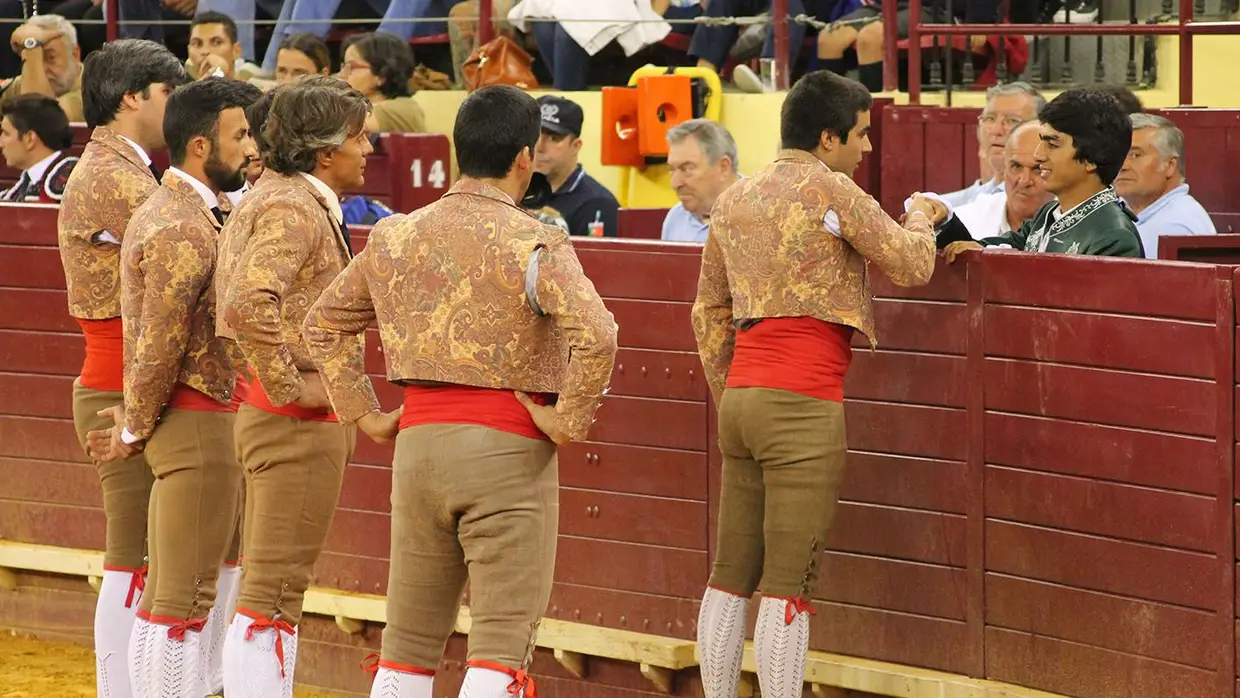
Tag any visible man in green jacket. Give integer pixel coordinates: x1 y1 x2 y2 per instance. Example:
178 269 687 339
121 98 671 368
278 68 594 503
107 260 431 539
939 88 1144 261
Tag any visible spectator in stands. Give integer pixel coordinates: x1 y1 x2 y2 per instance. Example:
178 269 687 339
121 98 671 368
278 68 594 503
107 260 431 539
187 11 265 82
0 93 77 202
688 0 840 92
258 0 460 74
508 0 673 91
341 32 427 133
950 120 1052 241
662 119 739 243
942 82 1045 209
275 32 333 85
818 0 1002 93
1114 113 1216 258
196 0 285 68
1090 83 1144 114
528 95 620 238
2 14 84 122
939 89 1143 260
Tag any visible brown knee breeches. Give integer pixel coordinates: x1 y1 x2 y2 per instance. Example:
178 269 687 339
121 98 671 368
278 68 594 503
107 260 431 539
708 387 848 599
381 424 558 671
138 408 242 621
72 380 153 570
233 404 356 626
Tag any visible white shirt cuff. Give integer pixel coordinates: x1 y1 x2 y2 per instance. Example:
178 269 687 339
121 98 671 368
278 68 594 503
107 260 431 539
120 427 142 445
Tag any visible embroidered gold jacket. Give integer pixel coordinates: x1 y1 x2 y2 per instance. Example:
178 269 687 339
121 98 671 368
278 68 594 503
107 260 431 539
302 179 618 440
121 171 245 439
214 171 357 407
58 127 160 319
692 149 936 402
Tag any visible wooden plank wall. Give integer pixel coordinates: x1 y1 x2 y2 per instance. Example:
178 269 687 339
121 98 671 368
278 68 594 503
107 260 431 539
978 254 1235 697
9 203 1240 697
878 106 1240 223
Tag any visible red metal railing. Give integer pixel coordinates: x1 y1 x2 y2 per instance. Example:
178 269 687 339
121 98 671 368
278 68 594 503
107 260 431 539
902 0 1240 106
93 0 1238 105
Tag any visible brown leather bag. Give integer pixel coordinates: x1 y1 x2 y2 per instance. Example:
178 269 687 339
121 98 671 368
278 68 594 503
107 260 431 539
462 35 540 92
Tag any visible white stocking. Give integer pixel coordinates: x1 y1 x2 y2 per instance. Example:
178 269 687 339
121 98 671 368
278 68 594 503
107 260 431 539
753 596 811 698
696 586 749 698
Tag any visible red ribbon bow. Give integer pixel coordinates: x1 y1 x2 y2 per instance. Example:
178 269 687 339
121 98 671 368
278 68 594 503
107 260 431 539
167 616 207 642
245 615 296 677
125 566 148 609
783 597 816 625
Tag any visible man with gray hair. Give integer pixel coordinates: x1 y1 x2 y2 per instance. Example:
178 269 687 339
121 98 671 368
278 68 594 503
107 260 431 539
1114 113 1215 258
942 81 1046 209
662 118 740 243
3 14 84 122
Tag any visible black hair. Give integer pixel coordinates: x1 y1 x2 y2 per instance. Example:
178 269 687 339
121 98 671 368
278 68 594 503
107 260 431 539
191 10 239 44
0 94 74 150
1039 88 1133 186
345 32 414 99
454 85 540 179
163 78 259 166
780 69 873 150
245 89 276 155
280 32 332 73
81 39 189 128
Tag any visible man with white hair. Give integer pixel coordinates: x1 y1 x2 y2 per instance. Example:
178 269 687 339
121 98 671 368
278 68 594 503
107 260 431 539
2 14 84 122
942 81 1045 209
662 118 740 243
1113 113 1215 258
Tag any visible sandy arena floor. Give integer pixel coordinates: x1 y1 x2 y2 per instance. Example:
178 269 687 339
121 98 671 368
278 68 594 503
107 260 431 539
0 633 334 698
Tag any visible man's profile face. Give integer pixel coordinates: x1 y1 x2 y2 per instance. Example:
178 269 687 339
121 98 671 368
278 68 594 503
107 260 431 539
204 107 257 193
0 116 34 169
41 35 79 96
823 109 872 177
1035 122 1090 196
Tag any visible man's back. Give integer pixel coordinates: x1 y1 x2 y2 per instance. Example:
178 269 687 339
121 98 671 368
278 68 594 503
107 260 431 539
58 126 158 319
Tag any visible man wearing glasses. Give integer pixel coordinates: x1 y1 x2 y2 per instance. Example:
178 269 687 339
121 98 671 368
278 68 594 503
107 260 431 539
942 82 1045 208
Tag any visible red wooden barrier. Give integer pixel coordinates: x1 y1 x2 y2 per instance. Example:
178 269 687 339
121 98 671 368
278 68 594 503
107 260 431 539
879 106 1240 223
0 128 450 215
7 201 1240 697
617 208 668 239
1160 234 1240 264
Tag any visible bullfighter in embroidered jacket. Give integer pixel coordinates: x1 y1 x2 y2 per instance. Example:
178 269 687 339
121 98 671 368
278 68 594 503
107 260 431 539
691 71 937 698
213 76 375 698
87 78 259 697
302 85 617 698
54 39 187 698
940 89 1144 262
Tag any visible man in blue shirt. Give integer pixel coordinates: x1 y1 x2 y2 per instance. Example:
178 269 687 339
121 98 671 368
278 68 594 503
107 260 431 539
662 119 740 243
527 95 620 237
1114 113 1216 259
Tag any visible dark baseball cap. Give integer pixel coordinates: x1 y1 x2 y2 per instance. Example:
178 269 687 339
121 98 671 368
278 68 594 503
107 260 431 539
537 95 583 137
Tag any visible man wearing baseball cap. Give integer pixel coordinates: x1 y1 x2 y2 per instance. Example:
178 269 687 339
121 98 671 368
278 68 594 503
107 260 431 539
528 94 620 238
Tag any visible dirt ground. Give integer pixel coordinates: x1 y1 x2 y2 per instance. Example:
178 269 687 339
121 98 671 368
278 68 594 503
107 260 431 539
0 632 336 697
